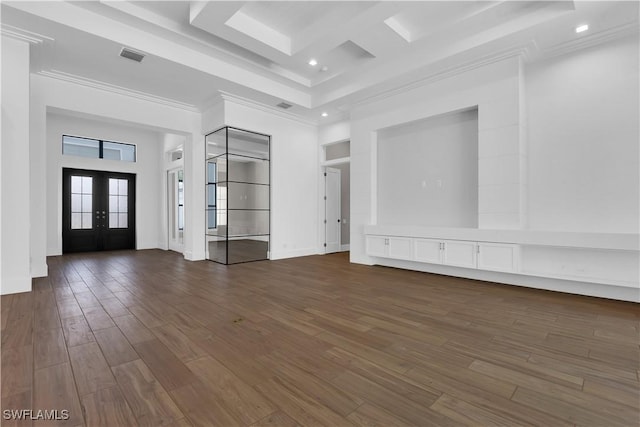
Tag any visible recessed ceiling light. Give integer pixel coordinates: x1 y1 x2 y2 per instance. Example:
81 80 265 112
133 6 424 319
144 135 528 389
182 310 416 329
308 58 318 66
575 24 589 33
320 66 328 72
321 112 328 117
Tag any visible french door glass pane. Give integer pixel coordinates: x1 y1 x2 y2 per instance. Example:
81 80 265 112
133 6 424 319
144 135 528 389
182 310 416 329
82 177 92 193
82 213 92 229
71 175 93 229
119 180 128 195
82 195 92 211
108 178 129 228
72 194 81 212
71 176 82 193
71 213 82 229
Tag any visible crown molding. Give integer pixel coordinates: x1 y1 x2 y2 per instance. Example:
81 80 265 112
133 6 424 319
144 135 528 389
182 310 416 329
351 45 528 109
37 70 200 113
535 22 639 60
1 24 54 44
218 91 318 127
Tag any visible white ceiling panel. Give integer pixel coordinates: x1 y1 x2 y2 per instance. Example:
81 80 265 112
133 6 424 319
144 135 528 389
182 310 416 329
2 0 636 121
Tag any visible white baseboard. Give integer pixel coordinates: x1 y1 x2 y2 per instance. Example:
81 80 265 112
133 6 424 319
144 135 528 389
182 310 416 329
340 244 350 252
368 257 640 303
271 247 317 260
136 243 159 250
184 250 206 261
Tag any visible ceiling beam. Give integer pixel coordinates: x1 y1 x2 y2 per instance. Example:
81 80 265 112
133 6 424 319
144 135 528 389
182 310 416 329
8 1 313 108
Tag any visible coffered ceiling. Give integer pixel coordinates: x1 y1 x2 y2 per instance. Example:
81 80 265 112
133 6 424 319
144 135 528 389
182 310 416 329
1 1 638 122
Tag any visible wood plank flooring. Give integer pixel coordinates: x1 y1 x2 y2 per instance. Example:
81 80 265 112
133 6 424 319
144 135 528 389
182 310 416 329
1 249 638 426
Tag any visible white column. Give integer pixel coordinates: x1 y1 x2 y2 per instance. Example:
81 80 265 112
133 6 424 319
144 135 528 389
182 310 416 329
30 76 48 276
183 131 206 260
1 36 32 294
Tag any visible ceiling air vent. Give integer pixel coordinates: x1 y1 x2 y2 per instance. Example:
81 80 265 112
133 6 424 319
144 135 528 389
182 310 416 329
276 102 292 109
120 47 145 63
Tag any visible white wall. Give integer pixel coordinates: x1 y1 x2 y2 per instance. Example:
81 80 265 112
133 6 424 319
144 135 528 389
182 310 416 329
351 36 639 300
223 101 319 259
45 112 163 254
377 109 478 228
1 36 31 294
30 74 203 272
350 57 523 264
526 35 639 233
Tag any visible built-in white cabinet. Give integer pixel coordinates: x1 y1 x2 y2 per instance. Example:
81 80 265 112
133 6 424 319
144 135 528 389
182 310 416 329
368 235 520 274
477 242 520 272
366 236 387 258
414 239 477 268
364 226 639 300
366 236 413 260
414 238 442 263
442 240 477 268
388 237 413 259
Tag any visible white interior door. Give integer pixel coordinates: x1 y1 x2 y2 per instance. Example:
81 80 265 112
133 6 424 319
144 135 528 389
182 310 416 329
325 167 341 253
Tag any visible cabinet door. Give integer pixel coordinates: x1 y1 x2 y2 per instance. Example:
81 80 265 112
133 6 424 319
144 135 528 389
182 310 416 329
477 243 519 273
414 238 442 264
443 240 477 268
388 237 413 260
366 235 387 257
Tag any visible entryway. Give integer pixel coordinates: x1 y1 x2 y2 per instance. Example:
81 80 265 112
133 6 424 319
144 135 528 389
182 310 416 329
324 167 342 253
322 140 350 254
62 168 136 253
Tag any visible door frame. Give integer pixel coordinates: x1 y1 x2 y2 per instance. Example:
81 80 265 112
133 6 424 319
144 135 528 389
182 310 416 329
62 168 136 253
324 166 341 254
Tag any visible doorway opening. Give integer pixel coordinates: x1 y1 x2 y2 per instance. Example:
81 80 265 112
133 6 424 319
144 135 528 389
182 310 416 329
62 168 136 253
167 168 184 253
322 140 350 254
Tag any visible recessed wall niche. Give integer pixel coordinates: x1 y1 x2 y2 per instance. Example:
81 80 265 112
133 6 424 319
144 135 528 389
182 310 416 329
376 107 478 228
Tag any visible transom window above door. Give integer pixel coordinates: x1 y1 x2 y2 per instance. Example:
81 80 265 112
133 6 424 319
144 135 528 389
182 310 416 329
62 135 136 162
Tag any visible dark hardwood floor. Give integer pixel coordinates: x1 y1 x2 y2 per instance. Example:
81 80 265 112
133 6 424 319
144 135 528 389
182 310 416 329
1 249 638 426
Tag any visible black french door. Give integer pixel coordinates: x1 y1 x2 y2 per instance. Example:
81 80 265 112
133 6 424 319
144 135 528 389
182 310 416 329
62 168 136 253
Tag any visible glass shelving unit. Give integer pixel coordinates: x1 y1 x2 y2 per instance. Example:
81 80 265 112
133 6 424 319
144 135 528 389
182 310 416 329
205 127 270 264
